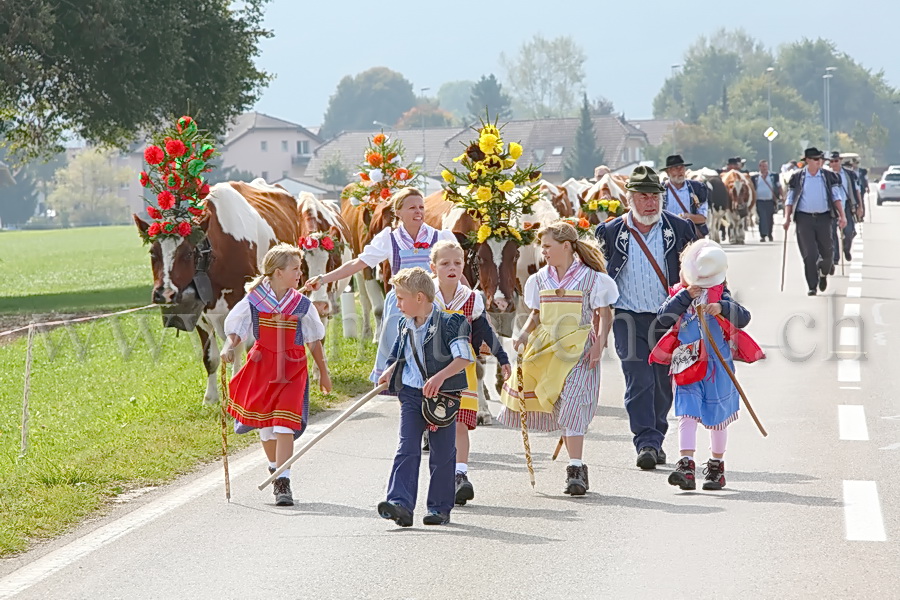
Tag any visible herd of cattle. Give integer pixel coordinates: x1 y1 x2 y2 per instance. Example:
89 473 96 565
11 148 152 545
132 168 778 409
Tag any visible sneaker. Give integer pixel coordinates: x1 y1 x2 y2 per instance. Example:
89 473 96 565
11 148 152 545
657 449 667 465
564 465 587 496
455 472 475 506
273 477 294 506
268 466 276 475
702 459 726 490
667 457 696 491
377 501 414 527
808 289 817 296
422 510 450 525
636 447 658 470
818 275 828 292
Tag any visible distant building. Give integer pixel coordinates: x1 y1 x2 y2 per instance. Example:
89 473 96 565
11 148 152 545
629 119 680 149
220 112 323 182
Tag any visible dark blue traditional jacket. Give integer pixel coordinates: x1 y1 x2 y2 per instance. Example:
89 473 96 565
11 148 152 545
387 308 470 393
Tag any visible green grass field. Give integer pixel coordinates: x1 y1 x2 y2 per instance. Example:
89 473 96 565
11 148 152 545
0 226 378 556
0 226 151 314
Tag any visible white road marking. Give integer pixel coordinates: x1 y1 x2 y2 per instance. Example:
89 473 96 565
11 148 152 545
847 287 862 298
839 327 859 346
873 304 887 326
838 405 869 441
880 442 900 451
856 252 864 261
842 481 887 541
849 273 863 283
838 359 861 382
883 415 900 421
850 263 862 270
843 304 860 318
0 396 388 599
840 386 862 390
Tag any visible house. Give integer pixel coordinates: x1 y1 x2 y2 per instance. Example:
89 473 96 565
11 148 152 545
220 112 323 182
629 119 679 149
271 176 330 199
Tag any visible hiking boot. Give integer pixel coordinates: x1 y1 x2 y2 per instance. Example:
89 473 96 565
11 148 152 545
657 449 667 465
273 477 294 506
564 465 587 496
455 472 475 506
702 459 726 490
667 457 696 491
808 289 817 296
582 464 590 491
422 510 450 525
377 501 413 527
844 248 852 262
636 447 658 470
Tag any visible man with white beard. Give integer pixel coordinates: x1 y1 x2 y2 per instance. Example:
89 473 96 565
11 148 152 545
595 166 697 470
661 154 709 238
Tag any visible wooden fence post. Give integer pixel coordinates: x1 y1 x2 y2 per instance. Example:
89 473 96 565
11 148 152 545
20 323 35 456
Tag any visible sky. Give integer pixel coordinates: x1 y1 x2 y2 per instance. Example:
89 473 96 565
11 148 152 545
251 0 900 129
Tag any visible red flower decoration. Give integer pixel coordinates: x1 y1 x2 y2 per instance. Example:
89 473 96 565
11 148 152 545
202 147 214 160
413 242 430 250
176 116 194 133
394 168 410 181
359 171 370 182
299 236 319 250
321 236 335 251
147 206 162 220
139 171 150 187
144 145 165 165
199 183 210 199
372 133 386 145
178 222 192 237
166 173 183 189
379 187 391 200
367 152 383 167
147 222 162 237
157 191 176 210
188 206 204 217
165 138 187 158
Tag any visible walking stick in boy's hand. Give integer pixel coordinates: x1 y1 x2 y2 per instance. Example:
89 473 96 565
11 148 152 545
218 362 232 502
516 352 536 488
698 305 768 437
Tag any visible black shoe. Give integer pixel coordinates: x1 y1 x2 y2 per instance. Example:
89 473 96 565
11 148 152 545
273 477 294 506
268 466 276 475
818 275 828 292
829 264 835 276
657 449 667 465
808 289 817 296
702 459 726 490
564 465 587 496
667 457 697 491
760 237 766 243
377 501 414 527
454 472 475 506
768 235 774 242
636 447 658 470
844 249 852 262
582 464 590 491
422 510 450 525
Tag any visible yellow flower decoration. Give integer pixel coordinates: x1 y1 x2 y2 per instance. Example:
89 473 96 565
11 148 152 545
477 224 492 243
480 124 500 137
475 185 493 202
587 200 598 211
441 169 454 183
507 226 522 241
478 133 500 155
508 142 523 160
499 179 515 193
484 155 503 171
608 200 620 213
599 199 610 209
503 158 517 170
453 153 466 162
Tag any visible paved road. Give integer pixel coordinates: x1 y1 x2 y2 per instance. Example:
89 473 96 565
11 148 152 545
2 205 899 599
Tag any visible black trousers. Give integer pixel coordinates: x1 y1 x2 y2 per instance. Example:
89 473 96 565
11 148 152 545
832 210 856 262
757 200 775 238
795 211 834 291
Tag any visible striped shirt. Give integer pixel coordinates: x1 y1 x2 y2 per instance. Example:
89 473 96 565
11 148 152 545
613 215 669 314
401 312 474 389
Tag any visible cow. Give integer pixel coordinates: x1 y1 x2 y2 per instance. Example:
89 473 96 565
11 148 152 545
688 169 730 244
538 180 575 218
720 170 755 244
133 178 301 404
557 178 593 214
581 173 630 225
297 191 353 321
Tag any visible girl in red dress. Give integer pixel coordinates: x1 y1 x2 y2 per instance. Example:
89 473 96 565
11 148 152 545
221 243 331 506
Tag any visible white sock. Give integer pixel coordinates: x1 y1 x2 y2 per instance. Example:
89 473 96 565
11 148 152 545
278 469 291 479
569 459 583 467
456 463 468 474
268 461 277 470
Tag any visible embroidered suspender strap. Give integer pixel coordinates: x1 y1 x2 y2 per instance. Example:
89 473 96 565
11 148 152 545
626 225 668 291
666 182 691 214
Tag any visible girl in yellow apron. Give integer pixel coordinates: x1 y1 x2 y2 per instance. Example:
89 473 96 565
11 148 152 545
430 240 511 506
499 221 618 496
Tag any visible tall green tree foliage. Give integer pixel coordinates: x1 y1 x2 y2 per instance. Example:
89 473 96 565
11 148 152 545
467 75 513 122
0 0 272 161
320 68 417 139
437 81 475 120
48 149 132 226
564 94 604 179
501 35 586 118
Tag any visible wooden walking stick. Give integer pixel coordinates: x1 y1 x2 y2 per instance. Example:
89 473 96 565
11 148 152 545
780 229 788 292
551 436 564 461
698 305 767 437
258 383 388 490
840 227 845 276
218 362 232 502
515 352 536 488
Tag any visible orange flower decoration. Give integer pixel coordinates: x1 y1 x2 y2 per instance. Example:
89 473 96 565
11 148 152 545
578 217 591 229
372 133 386 145
367 152 383 167
394 168 410 181
359 171 370 181
380 187 392 199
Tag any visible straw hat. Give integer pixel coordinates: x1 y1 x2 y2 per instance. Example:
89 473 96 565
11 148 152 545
682 239 727 287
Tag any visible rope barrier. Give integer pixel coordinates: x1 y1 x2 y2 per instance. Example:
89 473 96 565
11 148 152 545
0 305 157 339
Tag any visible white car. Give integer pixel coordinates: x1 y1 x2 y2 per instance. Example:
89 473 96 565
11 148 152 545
877 171 900 205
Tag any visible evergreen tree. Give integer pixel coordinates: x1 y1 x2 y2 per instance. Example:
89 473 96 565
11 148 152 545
467 74 512 122
564 94 604 179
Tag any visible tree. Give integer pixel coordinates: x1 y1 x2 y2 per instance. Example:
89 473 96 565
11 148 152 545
591 96 616 116
48 149 132 226
467 74 512 122
0 145 66 226
564 94 604 179
0 0 271 161
500 35 586 118
318 152 349 192
395 103 455 129
437 81 475 120
320 67 417 139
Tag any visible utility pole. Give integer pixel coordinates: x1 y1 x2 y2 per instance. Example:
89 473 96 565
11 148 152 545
766 67 774 167
671 64 682 155
420 87 430 195
823 67 837 150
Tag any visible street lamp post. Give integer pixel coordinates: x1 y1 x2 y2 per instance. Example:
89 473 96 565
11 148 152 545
823 67 837 151
766 67 774 167
420 86 430 195
671 64 682 155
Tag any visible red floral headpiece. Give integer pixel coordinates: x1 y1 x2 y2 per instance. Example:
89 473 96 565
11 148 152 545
299 232 345 254
138 115 218 244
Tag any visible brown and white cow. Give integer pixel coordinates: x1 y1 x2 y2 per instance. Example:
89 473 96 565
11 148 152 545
720 170 755 245
133 179 300 404
297 191 352 320
581 174 630 225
